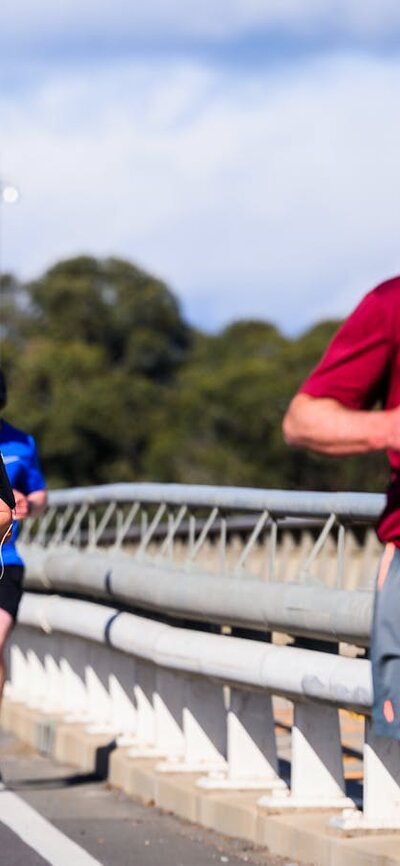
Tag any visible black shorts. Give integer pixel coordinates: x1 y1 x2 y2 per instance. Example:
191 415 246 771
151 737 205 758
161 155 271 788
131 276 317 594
0 565 24 621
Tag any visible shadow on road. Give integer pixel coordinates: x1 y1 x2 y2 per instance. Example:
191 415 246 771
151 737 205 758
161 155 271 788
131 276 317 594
6 738 117 791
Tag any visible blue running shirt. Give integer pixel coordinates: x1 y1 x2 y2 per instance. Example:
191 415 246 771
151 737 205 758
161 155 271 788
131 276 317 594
0 419 46 566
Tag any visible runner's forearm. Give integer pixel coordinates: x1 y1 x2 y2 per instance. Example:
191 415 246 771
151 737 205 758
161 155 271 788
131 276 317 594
283 394 394 455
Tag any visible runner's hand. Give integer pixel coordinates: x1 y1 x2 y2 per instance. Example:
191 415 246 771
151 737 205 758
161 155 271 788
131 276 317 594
0 499 12 541
12 489 30 520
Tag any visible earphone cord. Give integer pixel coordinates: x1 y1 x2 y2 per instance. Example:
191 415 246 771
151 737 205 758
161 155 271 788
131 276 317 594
0 522 12 580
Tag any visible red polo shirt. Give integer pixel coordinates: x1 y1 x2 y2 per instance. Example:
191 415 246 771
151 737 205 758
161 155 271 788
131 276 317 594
300 277 400 545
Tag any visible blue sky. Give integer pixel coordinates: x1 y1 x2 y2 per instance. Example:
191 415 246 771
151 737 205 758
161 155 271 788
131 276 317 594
1 1 400 334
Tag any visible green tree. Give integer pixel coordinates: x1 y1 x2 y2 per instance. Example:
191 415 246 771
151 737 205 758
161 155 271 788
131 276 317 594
1 257 390 494
28 256 191 381
5 256 191 486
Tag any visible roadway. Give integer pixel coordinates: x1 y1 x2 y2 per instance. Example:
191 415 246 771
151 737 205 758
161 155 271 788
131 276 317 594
0 730 303 866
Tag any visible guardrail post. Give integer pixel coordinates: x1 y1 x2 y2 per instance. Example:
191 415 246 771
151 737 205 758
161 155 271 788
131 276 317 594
332 720 400 829
258 703 355 810
108 653 137 745
53 635 91 722
363 723 400 827
7 631 54 710
42 652 64 713
58 639 141 743
198 689 286 791
59 655 89 722
5 643 30 703
152 669 185 759
84 645 137 741
127 661 157 754
85 646 114 734
128 665 185 760
158 677 227 774
26 647 47 710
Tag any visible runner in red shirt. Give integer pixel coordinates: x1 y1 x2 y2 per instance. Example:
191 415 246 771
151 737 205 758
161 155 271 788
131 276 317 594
283 276 400 738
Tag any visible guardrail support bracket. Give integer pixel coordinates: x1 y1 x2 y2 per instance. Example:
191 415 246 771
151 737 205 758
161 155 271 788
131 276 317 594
158 678 227 774
332 719 400 829
129 667 185 760
258 703 355 810
198 689 285 790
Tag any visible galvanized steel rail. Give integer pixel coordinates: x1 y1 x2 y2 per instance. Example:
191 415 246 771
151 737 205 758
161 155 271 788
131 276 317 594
18 592 372 712
42 483 385 519
22 545 373 645
19 483 384 644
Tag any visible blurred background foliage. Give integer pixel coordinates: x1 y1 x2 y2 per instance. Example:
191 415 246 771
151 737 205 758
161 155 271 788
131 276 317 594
1 255 388 491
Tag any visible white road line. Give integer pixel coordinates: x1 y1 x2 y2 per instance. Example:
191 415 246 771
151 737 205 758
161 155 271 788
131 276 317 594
0 789 103 866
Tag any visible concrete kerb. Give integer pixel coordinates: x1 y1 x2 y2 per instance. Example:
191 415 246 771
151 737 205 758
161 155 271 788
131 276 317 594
2 698 400 866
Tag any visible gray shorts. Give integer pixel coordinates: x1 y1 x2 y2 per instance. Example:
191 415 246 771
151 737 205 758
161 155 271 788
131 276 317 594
372 543 400 738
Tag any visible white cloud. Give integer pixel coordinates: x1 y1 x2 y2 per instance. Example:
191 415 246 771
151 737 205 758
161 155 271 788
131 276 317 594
2 53 400 334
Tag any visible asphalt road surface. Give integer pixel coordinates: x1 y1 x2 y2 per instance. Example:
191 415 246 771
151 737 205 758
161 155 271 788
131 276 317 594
0 730 305 866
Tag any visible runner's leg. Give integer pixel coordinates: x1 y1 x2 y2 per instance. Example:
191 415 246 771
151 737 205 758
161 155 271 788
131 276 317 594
0 608 14 703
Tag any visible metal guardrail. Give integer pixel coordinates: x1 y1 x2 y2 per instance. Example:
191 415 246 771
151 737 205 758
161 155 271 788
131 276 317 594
8 484 400 832
41 483 386 519
22 545 373 645
19 593 371 712
21 482 383 586
20 483 383 644
8 591 395 831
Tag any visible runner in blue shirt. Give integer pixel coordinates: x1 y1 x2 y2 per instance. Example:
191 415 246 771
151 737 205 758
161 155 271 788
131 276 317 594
0 370 47 707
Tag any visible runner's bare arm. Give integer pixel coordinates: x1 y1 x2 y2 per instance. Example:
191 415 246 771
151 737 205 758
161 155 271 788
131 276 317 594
283 393 400 455
0 500 12 539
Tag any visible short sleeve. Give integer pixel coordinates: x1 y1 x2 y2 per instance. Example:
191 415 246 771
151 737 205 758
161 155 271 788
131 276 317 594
22 435 46 495
300 290 393 410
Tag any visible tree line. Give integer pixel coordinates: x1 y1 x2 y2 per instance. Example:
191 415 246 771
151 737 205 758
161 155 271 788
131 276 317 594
1 256 387 492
